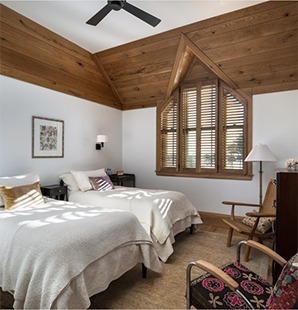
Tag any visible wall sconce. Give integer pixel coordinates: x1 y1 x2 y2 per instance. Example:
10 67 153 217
96 135 108 150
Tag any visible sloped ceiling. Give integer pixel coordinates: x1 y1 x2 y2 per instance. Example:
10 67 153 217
1 1 297 110
93 1 298 109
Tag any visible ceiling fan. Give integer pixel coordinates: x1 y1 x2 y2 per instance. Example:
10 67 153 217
86 0 161 27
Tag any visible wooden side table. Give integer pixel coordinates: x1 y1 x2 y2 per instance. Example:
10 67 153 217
41 184 68 201
110 173 135 187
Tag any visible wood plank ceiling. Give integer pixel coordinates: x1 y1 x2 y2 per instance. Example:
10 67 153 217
1 1 297 111
0 4 122 110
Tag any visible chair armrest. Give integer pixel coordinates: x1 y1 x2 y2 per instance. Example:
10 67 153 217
194 260 239 291
223 201 261 221
222 201 261 208
245 212 276 217
246 240 286 267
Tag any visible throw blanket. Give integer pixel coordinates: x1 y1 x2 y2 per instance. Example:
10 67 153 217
69 186 202 244
0 199 161 309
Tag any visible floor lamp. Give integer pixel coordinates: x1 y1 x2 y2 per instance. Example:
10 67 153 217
245 144 277 206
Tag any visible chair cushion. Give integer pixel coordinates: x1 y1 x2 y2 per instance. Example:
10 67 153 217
242 216 275 234
190 261 272 309
266 253 298 309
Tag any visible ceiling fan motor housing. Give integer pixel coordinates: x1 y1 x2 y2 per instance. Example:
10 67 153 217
108 0 125 11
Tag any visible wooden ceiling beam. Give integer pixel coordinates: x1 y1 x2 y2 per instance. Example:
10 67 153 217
91 54 124 110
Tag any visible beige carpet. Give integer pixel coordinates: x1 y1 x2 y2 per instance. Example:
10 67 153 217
89 230 270 309
0 230 270 309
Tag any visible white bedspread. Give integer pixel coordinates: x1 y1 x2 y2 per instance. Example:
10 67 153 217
69 186 202 261
0 199 161 309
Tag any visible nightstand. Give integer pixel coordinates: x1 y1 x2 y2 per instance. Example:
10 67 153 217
110 173 135 187
41 184 68 201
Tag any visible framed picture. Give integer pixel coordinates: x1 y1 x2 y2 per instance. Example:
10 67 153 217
32 116 64 158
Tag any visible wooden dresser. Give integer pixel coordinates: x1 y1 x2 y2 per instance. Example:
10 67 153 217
274 169 298 280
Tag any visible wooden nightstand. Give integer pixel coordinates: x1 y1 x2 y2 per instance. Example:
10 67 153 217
110 173 135 187
41 184 68 201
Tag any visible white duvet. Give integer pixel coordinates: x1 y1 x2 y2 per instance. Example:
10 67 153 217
69 186 203 261
0 199 162 309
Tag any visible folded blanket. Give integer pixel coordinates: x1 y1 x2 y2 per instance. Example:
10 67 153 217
70 186 203 244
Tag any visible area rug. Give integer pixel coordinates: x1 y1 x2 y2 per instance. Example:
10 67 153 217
0 229 270 309
89 229 270 309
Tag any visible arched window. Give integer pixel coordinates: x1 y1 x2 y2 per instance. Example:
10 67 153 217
156 79 252 179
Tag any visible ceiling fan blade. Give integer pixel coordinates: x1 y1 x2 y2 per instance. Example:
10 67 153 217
123 2 161 27
86 4 112 26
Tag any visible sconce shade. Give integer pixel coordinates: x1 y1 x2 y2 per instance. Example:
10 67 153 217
245 144 277 162
96 135 108 143
96 135 108 150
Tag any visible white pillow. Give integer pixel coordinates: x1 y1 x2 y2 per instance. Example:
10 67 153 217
0 172 40 206
71 168 107 192
59 173 80 194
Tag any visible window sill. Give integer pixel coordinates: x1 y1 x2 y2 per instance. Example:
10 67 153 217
155 171 253 181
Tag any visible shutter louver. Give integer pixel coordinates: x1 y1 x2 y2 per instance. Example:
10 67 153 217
182 86 197 169
222 90 244 170
200 82 217 169
160 97 178 168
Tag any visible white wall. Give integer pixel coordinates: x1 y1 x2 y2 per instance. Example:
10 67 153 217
122 90 298 215
0 76 123 185
1 75 297 215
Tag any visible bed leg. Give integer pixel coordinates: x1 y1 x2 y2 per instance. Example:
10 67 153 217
142 263 147 279
190 224 195 235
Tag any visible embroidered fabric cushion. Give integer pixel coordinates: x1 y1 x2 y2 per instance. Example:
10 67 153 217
190 261 272 309
242 216 275 234
266 253 298 309
71 168 107 192
89 176 114 192
0 172 40 206
0 181 45 210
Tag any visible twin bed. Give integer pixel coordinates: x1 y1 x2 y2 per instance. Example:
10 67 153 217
60 169 203 262
0 169 202 309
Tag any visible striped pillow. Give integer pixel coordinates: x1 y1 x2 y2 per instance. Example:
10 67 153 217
89 176 114 192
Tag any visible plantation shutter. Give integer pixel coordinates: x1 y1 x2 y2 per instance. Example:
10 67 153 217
156 78 251 179
160 96 178 168
221 88 245 170
199 81 217 170
181 86 197 169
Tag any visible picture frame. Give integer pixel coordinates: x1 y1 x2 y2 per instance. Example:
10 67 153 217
32 116 64 158
117 170 124 176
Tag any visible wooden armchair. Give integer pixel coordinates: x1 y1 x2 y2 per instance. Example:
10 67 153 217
186 240 297 309
221 180 276 261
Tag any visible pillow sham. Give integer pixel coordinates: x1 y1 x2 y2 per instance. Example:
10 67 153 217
0 172 40 206
89 176 114 192
242 215 275 234
71 168 107 192
0 181 44 210
59 173 80 194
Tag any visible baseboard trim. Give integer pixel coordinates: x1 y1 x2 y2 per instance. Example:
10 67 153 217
199 211 244 229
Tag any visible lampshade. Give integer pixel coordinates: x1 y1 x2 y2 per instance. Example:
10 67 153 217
245 144 277 162
96 135 108 143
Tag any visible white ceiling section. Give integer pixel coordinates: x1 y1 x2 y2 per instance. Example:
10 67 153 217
1 0 265 53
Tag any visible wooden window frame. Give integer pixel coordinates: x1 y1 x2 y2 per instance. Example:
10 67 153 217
156 79 252 180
